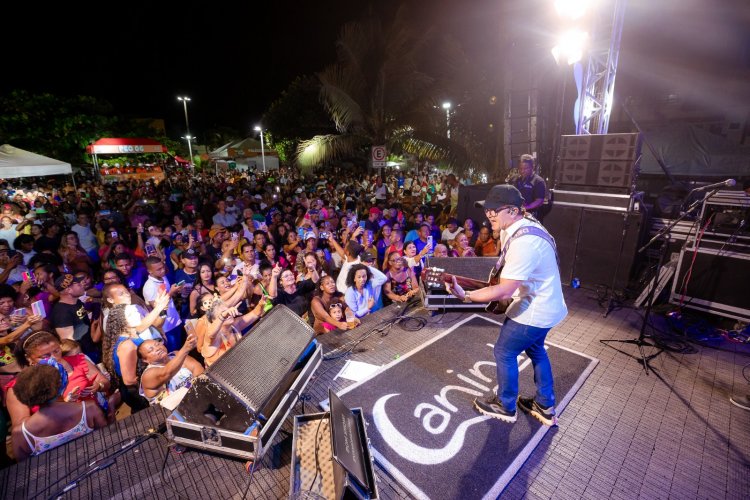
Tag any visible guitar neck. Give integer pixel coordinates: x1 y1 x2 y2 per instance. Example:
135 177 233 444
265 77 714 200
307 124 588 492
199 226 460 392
447 273 489 290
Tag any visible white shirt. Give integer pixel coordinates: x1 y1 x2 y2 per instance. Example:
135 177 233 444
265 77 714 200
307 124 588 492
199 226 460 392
500 219 567 329
71 224 98 252
142 275 182 331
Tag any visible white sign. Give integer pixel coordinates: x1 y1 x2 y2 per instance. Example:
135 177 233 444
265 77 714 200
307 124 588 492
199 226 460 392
372 145 386 167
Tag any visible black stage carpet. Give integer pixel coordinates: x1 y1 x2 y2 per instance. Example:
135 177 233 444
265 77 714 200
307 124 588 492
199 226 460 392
326 314 598 500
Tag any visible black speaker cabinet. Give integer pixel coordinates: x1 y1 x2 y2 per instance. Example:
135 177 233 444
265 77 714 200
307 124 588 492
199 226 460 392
670 240 750 321
544 206 644 289
167 305 322 460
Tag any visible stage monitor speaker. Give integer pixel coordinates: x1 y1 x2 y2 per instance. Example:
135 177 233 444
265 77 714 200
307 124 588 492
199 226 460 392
175 305 314 432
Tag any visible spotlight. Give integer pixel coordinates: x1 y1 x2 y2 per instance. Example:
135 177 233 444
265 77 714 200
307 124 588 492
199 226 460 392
554 0 594 20
551 29 588 65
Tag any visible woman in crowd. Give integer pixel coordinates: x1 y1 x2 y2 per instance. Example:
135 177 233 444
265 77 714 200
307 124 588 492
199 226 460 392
375 223 393 268
450 233 477 258
296 251 322 283
403 240 430 279
198 294 267 367
11 362 107 461
272 266 316 318
7 330 113 428
382 230 404 272
344 263 387 318
310 275 356 334
102 304 150 413
138 332 203 405
58 231 92 272
189 262 219 317
260 242 288 270
463 218 478 247
383 255 419 304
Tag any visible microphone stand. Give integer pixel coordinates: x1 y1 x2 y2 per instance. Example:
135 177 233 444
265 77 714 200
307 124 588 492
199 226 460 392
599 189 718 374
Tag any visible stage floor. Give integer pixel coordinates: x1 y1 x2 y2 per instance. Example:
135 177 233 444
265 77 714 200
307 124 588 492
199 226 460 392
2 286 749 499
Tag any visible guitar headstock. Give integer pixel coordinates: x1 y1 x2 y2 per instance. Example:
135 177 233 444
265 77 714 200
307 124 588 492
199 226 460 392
422 267 448 290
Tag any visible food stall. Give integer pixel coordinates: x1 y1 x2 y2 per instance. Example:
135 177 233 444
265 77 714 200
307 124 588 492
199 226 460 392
86 138 169 183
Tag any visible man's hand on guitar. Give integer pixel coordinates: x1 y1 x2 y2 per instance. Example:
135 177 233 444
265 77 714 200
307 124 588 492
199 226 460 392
445 276 466 300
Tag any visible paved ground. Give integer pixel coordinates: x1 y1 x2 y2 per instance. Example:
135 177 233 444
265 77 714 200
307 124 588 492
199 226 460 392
500 287 750 500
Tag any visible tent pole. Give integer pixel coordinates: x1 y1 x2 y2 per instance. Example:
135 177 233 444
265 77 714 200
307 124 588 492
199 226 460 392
71 173 77 191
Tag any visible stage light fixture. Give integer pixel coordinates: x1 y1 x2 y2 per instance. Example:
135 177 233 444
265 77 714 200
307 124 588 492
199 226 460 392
554 0 594 20
551 29 588 65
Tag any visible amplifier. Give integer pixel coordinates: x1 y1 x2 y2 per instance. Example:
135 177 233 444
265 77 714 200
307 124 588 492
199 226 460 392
167 342 322 461
422 257 497 311
670 240 750 322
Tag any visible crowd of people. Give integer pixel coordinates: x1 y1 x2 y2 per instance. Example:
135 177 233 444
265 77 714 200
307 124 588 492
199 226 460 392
0 164 531 464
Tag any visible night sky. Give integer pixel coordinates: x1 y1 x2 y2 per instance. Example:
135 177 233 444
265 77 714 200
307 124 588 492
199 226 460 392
2 0 748 139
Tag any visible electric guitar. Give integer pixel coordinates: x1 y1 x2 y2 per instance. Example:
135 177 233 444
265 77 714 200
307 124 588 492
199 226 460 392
421 267 512 315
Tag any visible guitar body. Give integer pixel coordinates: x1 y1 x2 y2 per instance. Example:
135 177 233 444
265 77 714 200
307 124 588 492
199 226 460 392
421 266 513 315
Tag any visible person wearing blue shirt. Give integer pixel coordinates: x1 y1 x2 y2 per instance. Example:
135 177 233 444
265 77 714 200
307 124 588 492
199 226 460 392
344 263 387 318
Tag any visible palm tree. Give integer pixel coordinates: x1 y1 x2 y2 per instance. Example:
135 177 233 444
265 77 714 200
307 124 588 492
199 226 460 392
296 7 484 175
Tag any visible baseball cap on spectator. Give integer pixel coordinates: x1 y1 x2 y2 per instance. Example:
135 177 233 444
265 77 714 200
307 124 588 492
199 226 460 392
182 248 199 259
304 232 317 241
54 273 84 292
226 196 235 202
209 224 227 239
369 207 382 216
360 250 376 263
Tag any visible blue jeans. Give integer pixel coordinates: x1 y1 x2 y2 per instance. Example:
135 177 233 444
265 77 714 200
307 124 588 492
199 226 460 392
494 318 555 412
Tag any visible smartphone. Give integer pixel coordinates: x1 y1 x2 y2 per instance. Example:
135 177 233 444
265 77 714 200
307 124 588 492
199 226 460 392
111 231 118 239
231 232 238 241
145 244 156 256
427 235 434 255
176 280 186 287
12 308 27 317
99 210 111 216
31 300 46 318
366 230 373 242
297 227 305 239
319 231 329 239
359 221 366 229
21 271 32 282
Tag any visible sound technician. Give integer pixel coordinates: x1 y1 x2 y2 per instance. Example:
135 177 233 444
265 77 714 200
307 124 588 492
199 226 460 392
513 154 546 220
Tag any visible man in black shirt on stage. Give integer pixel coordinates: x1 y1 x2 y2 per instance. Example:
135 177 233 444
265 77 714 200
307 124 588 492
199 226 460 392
513 154 546 220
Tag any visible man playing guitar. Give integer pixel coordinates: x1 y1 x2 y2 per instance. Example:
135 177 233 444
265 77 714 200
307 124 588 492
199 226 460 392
446 184 566 426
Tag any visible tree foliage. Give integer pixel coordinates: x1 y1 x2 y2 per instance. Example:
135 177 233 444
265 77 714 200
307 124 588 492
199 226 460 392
293 6 503 176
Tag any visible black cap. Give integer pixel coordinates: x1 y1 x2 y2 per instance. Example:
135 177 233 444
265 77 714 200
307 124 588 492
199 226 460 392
474 184 524 211
182 248 199 259
54 273 84 292
360 250 376 262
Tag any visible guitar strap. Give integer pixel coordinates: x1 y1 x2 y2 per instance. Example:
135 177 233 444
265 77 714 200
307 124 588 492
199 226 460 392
490 222 560 281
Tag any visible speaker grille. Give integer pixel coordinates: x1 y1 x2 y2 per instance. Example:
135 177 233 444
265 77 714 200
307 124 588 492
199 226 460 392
207 305 313 414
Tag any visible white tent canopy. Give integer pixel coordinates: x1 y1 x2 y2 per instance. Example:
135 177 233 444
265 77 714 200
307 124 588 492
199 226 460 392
0 144 72 179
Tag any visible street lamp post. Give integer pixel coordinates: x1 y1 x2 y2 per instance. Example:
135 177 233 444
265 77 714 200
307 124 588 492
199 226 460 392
254 125 266 173
177 96 194 169
181 135 196 170
442 101 452 139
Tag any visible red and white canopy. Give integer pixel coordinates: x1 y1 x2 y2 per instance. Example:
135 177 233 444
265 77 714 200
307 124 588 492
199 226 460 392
86 138 167 155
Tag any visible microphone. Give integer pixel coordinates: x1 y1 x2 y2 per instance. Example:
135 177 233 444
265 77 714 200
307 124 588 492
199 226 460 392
693 179 736 191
